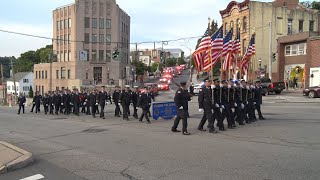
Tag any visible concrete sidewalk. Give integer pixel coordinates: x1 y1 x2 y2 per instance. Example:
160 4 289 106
0 141 33 174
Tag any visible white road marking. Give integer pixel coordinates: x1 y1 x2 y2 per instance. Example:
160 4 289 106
20 174 44 180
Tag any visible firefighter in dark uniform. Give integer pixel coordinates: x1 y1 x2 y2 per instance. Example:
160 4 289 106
65 90 72 115
241 80 250 123
60 91 66 114
198 79 217 133
17 93 26 115
90 89 98 118
213 80 224 131
120 85 131 120
49 92 55 115
98 86 108 119
137 89 151 123
255 80 265 120
171 82 191 135
85 92 91 115
80 91 86 113
132 86 140 119
30 92 41 113
113 86 121 117
221 80 234 129
54 91 61 115
228 80 237 127
234 82 245 125
248 84 257 122
43 93 49 114
72 89 80 116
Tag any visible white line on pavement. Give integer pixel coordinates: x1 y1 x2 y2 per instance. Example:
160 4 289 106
20 174 44 180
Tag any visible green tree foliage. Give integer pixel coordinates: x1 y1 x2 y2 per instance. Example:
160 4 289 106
300 1 320 10
177 57 186 65
165 57 177 67
150 63 158 72
195 19 219 49
132 60 145 76
0 56 15 78
28 86 34 98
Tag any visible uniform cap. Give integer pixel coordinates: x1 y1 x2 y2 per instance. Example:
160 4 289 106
125 85 130 88
134 86 139 88
255 80 261 83
222 80 228 84
180 81 187 86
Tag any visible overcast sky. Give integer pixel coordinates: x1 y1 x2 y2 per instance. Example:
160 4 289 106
0 0 290 57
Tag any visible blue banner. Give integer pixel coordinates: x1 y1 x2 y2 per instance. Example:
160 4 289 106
152 102 177 120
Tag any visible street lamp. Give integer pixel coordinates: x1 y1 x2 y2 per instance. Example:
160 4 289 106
258 58 262 79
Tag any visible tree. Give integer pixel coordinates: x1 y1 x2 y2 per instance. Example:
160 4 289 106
150 63 158 72
195 19 219 49
300 1 320 10
165 57 177 67
0 56 14 78
132 61 145 76
177 57 186 65
28 86 34 98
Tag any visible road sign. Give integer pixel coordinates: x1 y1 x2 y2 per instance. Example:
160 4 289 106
152 102 177 120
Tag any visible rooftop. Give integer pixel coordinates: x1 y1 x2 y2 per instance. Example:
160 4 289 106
7 72 32 82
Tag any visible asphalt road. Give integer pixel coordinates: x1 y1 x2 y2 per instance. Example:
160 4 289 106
1 71 320 180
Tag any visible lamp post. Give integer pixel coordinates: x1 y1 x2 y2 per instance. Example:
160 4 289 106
258 58 262 79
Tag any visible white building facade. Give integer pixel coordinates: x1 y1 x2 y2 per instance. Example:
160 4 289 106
7 72 34 97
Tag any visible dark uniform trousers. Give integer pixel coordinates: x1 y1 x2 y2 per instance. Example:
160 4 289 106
198 109 214 130
18 104 25 114
139 106 150 122
115 103 120 116
234 103 243 124
100 103 105 118
255 104 263 119
172 109 188 132
122 104 129 119
222 104 234 126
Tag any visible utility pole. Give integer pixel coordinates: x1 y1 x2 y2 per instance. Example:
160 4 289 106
269 21 273 80
1 64 5 104
10 58 17 104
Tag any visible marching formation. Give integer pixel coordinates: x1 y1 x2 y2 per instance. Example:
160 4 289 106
171 79 265 135
17 85 155 122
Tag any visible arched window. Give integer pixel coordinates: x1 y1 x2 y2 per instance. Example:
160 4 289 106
225 23 228 35
230 21 234 32
243 16 247 32
236 18 240 35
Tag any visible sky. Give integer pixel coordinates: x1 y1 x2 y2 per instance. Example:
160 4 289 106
0 0 282 57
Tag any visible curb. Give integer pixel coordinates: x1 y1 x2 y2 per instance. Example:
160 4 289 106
0 141 33 174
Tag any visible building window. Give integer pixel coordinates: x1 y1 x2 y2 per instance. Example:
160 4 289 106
23 79 29 83
8 86 10 90
288 19 293 35
243 16 247 32
99 18 104 29
93 67 102 84
85 49 89 61
42 71 44 79
92 34 98 43
99 34 104 44
56 70 59 79
310 21 314 32
61 20 64 30
86 72 88 79
35 71 38 79
56 21 60 31
68 18 71 28
64 19 67 30
299 20 303 32
64 51 67 62
224 23 227 35
85 17 90 28
236 18 240 35
107 72 110 80
99 50 104 61
106 50 111 62
106 34 111 45
23 86 29 91
92 50 97 61
68 34 71 44
67 69 71 79
285 43 306 56
106 19 111 29
230 21 234 32
92 18 97 28
64 35 67 45
61 67 66 79
68 51 71 61
45 71 47 79
57 51 60 62
242 39 246 54
42 86 44 95
84 33 90 44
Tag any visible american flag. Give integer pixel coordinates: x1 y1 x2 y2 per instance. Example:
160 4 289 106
231 30 241 75
222 30 233 71
202 26 224 72
240 34 255 74
192 28 210 71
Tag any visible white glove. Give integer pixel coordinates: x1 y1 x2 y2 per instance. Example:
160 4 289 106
52 104 54 106
221 105 225 109
118 103 121 105
246 86 250 90
33 102 35 104
23 103 25 105
106 102 110 105
234 103 237 107
199 108 204 113
254 102 256 105
212 85 216 89
95 103 98 105
241 103 245 109
228 85 231 88
179 106 183 110
149 103 151 106
83 102 86 105
61 103 63 105
215 104 220 108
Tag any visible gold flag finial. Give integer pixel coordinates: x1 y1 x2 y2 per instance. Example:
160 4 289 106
208 17 211 23
252 27 256 34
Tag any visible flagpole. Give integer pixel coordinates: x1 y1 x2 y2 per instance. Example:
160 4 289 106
207 17 215 104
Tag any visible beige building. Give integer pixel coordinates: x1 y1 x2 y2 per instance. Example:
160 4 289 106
220 0 319 80
34 0 131 94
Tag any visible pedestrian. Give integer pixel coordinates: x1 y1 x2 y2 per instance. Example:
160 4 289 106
137 89 151 123
43 93 49 114
132 86 140 119
120 85 131 120
198 79 217 133
85 91 91 115
49 92 54 115
90 89 98 118
234 81 245 125
171 81 191 135
189 83 194 96
213 80 224 130
255 80 265 120
146 87 155 117
98 86 108 119
293 77 298 89
30 92 37 113
17 93 26 115
221 80 234 129
113 86 121 117
72 89 80 116
54 91 61 115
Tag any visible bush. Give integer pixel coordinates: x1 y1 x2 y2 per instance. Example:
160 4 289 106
28 86 34 98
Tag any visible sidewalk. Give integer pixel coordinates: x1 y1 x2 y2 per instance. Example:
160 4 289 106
0 141 33 174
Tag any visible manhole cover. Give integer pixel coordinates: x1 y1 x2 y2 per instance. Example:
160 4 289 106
82 128 108 133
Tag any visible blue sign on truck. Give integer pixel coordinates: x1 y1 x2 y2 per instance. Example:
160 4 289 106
152 102 177 120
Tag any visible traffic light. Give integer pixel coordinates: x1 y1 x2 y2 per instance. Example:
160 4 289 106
112 49 120 59
160 51 164 57
272 53 276 62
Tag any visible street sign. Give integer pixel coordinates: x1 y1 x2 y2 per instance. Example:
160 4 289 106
152 102 177 120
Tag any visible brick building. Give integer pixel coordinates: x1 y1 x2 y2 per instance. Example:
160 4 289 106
34 0 131 94
277 32 320 88
220 0 319 80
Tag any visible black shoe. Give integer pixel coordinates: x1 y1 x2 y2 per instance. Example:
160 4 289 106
197 128 206 132
102 117 105 119
139 120 143 122
259 117 266 120
219 127 226 131
228 125 235 129
171 129 181 133
246 120 251 124
17 113 20 115
182 131 191 135
239 122 245 125
209 129 218 134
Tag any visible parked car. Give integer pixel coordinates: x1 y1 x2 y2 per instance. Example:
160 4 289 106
259 77 285 95
193 84 203 95
303 86 320 98
143 83 159 96
157 81 170 91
